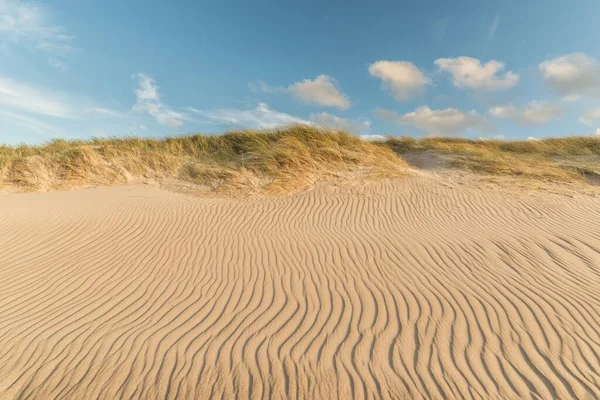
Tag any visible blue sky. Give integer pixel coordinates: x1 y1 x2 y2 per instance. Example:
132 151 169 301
1 0 600 144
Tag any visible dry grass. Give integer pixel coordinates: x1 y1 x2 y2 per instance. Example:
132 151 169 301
385 136 600 183
0 125 406 196
3 128 600 195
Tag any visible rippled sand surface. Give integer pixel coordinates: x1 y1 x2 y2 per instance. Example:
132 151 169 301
1 178 599 399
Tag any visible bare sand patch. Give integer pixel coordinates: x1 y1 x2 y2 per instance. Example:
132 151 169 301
0 176 599 399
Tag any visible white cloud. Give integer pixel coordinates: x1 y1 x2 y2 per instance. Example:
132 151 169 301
190 102 310 129
360 134 387 141
0 0 73 54
368 61 431 102
375 106 493 136
435 57 519 91
133 73 186 128
250 75 351 110
0 73 73 117
490 101 562 125
539 53 600 97
477 134 505 141
593 128 600 136
309 112 370 134
287 75 350 109
48 57 67 71
526 137 540 141
579 106 600 126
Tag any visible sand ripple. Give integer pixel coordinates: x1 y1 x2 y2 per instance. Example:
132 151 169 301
0 178 599 399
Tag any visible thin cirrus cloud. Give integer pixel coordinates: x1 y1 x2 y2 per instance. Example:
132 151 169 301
250 74 351 110
0 0 73 54
188 103 311 129
368 60 431 102
435 57 519 91
0 108 63 137
0 73 74 118
48 57 68 72
490 101 562 125
487 15 500 43
133 73 187 128
374 106 493 136
309 112 370 134
539 53 600 98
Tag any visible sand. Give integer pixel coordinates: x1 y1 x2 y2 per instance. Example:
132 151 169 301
0 177 599 399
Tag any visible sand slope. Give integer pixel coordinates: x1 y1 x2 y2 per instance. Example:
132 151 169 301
0 178 599 399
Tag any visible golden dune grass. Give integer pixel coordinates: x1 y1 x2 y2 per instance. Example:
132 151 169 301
2 127 600 196
386 136 600 183
0 126 405 196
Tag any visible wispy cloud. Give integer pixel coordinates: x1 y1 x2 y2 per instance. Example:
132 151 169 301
0 109 63 139
189 102 310 129
48 57 67 71
250 75 351 110
133 73 187 128
0 73 73 117
0 72 125 122
83 107 126 118
0 0 73 54
487 14 500 43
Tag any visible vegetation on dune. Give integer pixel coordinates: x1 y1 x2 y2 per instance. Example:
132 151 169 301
1 126 600 195
385 136 600 183
0 125 405 195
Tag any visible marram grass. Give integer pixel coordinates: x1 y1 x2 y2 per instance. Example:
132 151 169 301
1 125 599 195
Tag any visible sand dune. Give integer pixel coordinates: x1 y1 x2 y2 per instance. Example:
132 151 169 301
0 177 599 399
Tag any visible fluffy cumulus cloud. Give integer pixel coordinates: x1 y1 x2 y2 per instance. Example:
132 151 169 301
368 61 431 102
288 75 351 109
539 53 600 97
309 112 370 134
133 73 186 128
0 0 72 54
189 102 310 129
579 106 600 126
252 75 351 110
435 57 519 91
490 101 562 125
375 106 493 136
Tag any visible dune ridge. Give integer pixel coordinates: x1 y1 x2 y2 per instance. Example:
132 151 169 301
0 177 599 399
2 128 600 198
